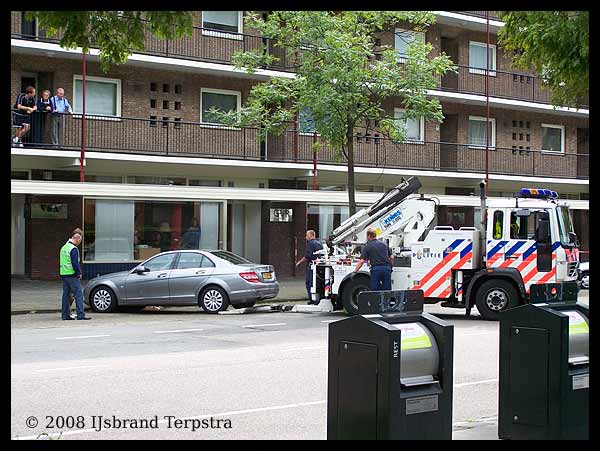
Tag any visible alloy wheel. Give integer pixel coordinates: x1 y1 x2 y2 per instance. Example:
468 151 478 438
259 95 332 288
204 290 224 312
93 289 112 311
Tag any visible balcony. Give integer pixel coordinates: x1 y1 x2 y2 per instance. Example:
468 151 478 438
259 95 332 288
11 13 294 73
12 13 589 109
11 111 588 181
457 11 502 20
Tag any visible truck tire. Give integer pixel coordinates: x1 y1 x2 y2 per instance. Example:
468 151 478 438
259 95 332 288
475 279 519 321
341 276 370 316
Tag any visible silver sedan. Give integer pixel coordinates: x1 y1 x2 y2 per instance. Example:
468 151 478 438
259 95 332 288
84 250 279 313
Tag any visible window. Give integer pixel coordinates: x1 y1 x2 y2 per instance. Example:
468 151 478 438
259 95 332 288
174 101 182 110
74 75 121 117
175 252 206 270
163 100 169 110
189 179 222 187
211 250 252 265
394 108 424 142
468 116 495 148
202 11 242 37
469 41 496 76
492 210 503 239
150 99 157 109
84 199 223 262
298 107 316 133
163 84 169 93
200 88 241 125
175 84 182 95
541 124 564 153
395 28 425 61
307 204 350 240
144 253 176 271
150 83 157 92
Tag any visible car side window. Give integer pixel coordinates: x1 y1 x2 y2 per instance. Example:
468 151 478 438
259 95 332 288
201 255 216 268
175 253 205 270
144 253 176 272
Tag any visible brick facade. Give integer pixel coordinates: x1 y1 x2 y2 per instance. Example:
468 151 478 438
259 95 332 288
27 195 83 280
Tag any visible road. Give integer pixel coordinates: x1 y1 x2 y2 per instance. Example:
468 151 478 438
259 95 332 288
12 291 588 440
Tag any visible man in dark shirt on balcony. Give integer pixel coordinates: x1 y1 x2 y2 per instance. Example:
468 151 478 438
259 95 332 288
295 230 323 304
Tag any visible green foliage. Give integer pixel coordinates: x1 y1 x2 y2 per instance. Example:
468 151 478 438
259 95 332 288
24 11 194 72
498 11 588 108
212 11 456 212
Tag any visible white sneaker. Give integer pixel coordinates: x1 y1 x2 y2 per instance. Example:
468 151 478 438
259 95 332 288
12 137 19 145
70 313 76 319
18 142 24 147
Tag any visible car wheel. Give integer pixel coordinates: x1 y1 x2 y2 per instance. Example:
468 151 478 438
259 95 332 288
199 286 230 313
475 279 519 321
90 286 117 313
341 276 370 316
580 271 589 289
233 301 256 309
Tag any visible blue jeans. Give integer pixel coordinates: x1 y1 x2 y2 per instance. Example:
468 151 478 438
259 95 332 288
370 266 392 291
305 267 314 302
62 276 85 319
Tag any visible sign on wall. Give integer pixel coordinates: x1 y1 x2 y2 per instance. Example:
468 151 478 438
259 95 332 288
31 203 68 219
270 208 293 222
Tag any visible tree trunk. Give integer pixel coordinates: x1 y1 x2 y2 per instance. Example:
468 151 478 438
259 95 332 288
346 129 356 216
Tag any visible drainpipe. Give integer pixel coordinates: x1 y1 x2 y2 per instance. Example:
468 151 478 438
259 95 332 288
313 130 318 190
485 11 490 196
80 50 86 183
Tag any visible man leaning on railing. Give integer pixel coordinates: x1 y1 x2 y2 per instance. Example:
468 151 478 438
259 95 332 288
50 87 73 146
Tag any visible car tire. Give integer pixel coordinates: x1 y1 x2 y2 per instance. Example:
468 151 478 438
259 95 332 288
475 279 519 321
341 276 370 316
580 271 589 289
199 286 230 313
90 286 117 313
233 301 256 309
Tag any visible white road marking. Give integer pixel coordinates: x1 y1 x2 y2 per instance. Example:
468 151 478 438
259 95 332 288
459 331 498 337
154 328 204 334
281 346 326 352
454 379 498 388
36 365 108 372
55 335 110 340
242 323 287 328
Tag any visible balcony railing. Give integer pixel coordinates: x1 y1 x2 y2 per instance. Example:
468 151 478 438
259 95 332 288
11 13 295 72
12 13 591 109
457 11 502 20
11 111 589 180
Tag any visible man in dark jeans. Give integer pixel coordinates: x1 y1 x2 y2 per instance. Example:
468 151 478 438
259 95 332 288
59 230 91 321
295 230 324 304
353 228 394 291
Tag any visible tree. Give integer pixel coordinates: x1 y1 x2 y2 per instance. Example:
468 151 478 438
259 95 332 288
24 11 195 71
498 11 589 108
210 11 455 215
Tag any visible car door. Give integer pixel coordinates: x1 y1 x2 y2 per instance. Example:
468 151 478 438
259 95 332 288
125 252 177 305
168 252 216 304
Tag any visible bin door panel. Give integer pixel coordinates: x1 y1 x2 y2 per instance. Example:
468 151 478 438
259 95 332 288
336 341 378 440
509 326 549 427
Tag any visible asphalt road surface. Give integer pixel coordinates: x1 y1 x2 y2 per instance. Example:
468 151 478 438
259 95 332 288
11 291 588 440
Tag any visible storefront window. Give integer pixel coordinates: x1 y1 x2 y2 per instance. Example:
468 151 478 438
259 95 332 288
84 199 223 261
307 205 350 241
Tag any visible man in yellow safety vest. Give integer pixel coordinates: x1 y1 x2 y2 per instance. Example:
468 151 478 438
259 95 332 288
59 230 91 321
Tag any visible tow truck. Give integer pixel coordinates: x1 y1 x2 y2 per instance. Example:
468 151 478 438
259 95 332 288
310 177 580 320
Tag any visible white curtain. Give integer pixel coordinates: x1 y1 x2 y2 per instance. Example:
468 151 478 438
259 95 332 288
200 202 220 250
203 11 238 30
469 119 488 147
318 206 335 240
395 110 421 141
95 200 134 261
469 43 495 71
75 80 117 116
395 30 424 57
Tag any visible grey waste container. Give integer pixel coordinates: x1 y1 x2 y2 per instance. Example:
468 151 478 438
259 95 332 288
498 282 589 440
327 290 454 440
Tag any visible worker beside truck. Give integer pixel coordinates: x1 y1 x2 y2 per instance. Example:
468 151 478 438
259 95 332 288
353 228 394 291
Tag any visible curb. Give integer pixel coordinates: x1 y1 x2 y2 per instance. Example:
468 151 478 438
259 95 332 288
11 297 310 315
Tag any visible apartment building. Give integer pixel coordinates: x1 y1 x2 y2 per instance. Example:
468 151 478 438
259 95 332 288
10 11 589 281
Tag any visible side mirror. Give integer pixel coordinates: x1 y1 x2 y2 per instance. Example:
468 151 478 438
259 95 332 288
535 219 551 243
135 265 150 274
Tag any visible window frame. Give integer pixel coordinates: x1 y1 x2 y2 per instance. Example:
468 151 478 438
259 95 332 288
468 115 496 149
174 251 207 270
468 41 497 77
394 28 425 62
394 108 425 143
199 87 242 128
201 11 243 40
540 123 565 154
140 252 178 272
72 74 122 120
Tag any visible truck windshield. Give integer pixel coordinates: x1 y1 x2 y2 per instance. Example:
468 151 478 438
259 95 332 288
556 207 575 247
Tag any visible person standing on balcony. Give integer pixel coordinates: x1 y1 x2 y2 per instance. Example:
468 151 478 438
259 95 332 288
50 87 73 146
12 86 37 147
33 89 52 145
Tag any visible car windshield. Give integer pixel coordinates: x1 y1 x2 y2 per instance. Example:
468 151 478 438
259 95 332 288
556 206 575 247
210 250 253 265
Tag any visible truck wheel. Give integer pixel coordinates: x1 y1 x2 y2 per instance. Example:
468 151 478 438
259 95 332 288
475 279 519 321
341 277 370 316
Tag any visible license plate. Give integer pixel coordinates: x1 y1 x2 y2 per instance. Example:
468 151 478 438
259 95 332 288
262 272 273 280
